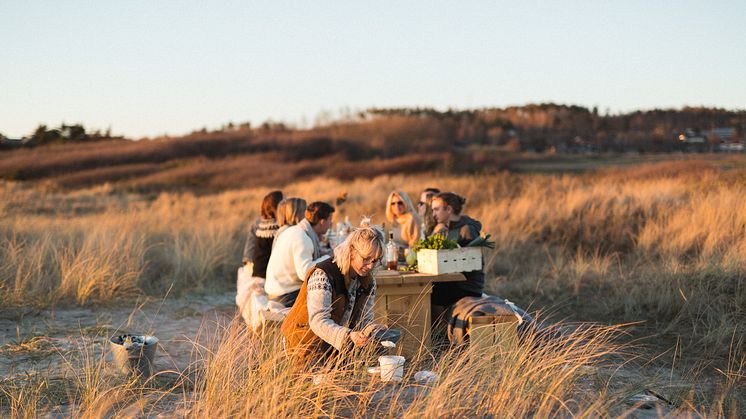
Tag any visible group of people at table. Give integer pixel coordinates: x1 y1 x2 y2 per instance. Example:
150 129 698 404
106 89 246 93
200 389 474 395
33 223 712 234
239 188 485 365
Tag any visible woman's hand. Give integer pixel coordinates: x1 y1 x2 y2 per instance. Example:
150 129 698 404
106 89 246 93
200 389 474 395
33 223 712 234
361 323 386 338
349 331 369 347
432 223 448 236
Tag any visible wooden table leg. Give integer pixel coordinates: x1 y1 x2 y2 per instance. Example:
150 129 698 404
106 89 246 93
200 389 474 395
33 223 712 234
374 282 432 359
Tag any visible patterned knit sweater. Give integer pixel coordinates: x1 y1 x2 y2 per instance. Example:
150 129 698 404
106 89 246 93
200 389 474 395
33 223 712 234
306 268 376 350
242 218 279 278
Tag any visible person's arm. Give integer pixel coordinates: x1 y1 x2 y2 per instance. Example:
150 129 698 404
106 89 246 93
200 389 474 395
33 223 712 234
405 217 422 247
464 224 480 243
292 233 316 282
306 269 351 350
242 222 258 264
456 223 481 247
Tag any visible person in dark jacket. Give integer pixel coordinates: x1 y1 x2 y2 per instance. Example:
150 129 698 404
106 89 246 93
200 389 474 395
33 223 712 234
242 190 283 278
429 192 485 307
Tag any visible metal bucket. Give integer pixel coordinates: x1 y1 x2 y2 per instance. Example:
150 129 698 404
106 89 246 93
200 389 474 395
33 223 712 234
370 328 401 345
368 328 402 356
110 334 159 377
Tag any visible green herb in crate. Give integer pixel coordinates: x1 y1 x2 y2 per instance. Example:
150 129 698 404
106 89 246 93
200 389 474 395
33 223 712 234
466 233 496 249
412 234 458 252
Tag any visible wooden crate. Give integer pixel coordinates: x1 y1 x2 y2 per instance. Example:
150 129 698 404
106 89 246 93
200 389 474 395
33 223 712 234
417 247 482 275
468 315 519 352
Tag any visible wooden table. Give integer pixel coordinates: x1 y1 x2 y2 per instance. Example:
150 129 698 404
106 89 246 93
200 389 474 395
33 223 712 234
373 270 465 358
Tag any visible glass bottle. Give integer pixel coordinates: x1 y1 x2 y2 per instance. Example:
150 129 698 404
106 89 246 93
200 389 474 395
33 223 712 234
386 232 397 270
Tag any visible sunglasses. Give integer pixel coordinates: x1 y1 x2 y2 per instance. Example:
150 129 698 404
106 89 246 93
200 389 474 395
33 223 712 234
390 201 405 207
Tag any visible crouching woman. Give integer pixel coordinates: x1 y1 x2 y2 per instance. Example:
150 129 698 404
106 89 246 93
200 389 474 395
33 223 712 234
281 226 384 366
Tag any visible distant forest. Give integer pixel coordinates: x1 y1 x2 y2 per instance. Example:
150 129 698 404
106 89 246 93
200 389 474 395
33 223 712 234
362 105 746 153
3 104 745 153
1 104 745 190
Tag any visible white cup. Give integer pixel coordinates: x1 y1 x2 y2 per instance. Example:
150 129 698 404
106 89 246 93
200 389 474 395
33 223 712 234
378 355 405 382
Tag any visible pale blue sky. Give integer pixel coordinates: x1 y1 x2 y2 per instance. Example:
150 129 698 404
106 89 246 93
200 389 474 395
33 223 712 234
1 1 744 139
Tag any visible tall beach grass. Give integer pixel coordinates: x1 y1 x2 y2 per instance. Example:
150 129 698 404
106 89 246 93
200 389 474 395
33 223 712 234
1 161 744 354
1 159 745 416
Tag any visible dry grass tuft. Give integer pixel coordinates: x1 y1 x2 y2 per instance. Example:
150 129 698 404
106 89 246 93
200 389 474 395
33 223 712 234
184 318 625 417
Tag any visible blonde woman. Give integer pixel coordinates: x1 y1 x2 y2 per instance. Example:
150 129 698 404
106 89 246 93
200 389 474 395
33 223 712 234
385 191 422 249
281 225 385 365
273 197 307 243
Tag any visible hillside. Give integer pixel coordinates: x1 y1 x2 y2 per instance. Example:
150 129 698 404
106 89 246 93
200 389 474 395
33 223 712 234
1 104 744 191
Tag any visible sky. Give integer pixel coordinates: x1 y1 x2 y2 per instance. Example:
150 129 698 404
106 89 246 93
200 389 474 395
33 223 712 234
1 1 745 139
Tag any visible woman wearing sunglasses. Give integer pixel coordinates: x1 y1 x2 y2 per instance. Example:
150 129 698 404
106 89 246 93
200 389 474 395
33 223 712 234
281 225 385 365
385 191 422 249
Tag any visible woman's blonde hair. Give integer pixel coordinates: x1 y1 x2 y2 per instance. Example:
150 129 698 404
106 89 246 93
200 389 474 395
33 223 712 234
276 197 307 227
385 191 418 223
333 226 384 277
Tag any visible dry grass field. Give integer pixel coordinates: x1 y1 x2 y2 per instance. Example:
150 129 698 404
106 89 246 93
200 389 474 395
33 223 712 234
1 157 745 416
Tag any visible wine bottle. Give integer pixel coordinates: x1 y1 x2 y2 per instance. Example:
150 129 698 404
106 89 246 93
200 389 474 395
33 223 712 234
386 232 397 270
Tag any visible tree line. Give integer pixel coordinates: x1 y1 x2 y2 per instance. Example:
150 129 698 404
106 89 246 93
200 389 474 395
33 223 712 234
363 104 746 153
0 123 122 150
2 104 745 154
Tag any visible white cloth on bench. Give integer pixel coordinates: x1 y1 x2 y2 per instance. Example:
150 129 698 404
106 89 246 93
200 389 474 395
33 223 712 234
237 264 288 332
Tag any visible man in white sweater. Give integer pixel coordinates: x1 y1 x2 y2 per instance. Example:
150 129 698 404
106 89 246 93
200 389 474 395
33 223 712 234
265 201 334 306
